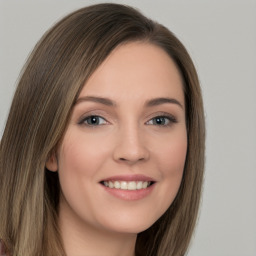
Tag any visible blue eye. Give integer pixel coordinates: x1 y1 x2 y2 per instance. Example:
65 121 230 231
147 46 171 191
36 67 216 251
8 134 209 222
80 115 107 126
147 115 177 126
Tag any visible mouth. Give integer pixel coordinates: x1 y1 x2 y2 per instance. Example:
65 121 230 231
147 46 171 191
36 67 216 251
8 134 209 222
99 175 156 200
100 180 155 190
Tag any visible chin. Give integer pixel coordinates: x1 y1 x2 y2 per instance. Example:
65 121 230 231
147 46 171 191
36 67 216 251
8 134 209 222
97 211 160 235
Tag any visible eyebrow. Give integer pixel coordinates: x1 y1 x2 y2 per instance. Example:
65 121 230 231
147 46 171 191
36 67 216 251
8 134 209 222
75 96 183 109
75 96 116 106
145 97 183 109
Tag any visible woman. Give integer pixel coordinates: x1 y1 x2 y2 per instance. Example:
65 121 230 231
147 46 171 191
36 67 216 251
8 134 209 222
0 3 205 256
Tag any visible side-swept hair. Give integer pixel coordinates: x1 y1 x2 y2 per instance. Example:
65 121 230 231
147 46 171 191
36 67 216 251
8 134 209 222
0 3 205 256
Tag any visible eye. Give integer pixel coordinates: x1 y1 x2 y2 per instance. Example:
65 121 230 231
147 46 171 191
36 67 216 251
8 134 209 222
79 115 107 126
146 115 177 126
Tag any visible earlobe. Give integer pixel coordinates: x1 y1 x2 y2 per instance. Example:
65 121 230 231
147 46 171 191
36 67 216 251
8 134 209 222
45 153 58 172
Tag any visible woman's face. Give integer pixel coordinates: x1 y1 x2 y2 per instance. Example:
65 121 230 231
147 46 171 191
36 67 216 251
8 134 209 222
47 42 187 235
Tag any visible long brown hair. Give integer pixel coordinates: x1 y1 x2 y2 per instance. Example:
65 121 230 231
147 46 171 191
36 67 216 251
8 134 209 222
0 3 205 256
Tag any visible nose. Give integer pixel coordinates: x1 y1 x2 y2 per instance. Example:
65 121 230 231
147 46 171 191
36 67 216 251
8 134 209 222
113 125 150 164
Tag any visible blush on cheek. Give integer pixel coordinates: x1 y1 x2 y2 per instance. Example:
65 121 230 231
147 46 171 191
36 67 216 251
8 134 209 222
163 139 187 169
159 139 187 201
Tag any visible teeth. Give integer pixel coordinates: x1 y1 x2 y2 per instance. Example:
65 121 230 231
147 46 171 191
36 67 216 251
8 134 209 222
127 181 136 190
114 181 120 189
120 181 128 189
103 181 151 190
137 181 143 189
109 181 114 188
142 181 148 189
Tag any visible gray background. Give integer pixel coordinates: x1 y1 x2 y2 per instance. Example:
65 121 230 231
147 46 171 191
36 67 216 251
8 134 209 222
0 1 256 255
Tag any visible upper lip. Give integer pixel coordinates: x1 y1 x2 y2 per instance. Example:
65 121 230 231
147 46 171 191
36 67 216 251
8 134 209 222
100 174 156 182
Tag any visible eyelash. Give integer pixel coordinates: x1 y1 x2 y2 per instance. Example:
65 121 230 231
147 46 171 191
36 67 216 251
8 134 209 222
146 114 177 126
78 115 108 126
78 113 177 127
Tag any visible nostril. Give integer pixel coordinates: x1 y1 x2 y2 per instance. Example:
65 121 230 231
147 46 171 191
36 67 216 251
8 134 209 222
118 157 145 162
113 142 150 163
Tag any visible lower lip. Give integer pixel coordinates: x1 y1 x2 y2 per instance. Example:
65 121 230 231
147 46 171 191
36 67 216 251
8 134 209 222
101 183 155 201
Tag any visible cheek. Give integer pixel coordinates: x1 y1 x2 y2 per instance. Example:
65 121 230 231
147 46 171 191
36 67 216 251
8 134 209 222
56 131 113 210
57 139 90 205
155 131 187 206
56 132 112 223
58 131 110 177
154 127 187 174
162 138 187 173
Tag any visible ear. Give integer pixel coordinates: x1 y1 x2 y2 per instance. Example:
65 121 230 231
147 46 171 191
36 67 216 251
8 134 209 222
46 153 58 172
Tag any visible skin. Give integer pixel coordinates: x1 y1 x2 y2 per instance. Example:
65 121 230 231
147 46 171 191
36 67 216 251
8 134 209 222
46 42 187 256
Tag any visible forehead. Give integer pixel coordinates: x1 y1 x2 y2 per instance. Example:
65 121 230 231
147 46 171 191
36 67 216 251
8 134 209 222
80 42 184 104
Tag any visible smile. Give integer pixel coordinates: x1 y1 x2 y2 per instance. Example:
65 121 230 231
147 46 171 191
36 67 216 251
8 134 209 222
102 180 153 190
